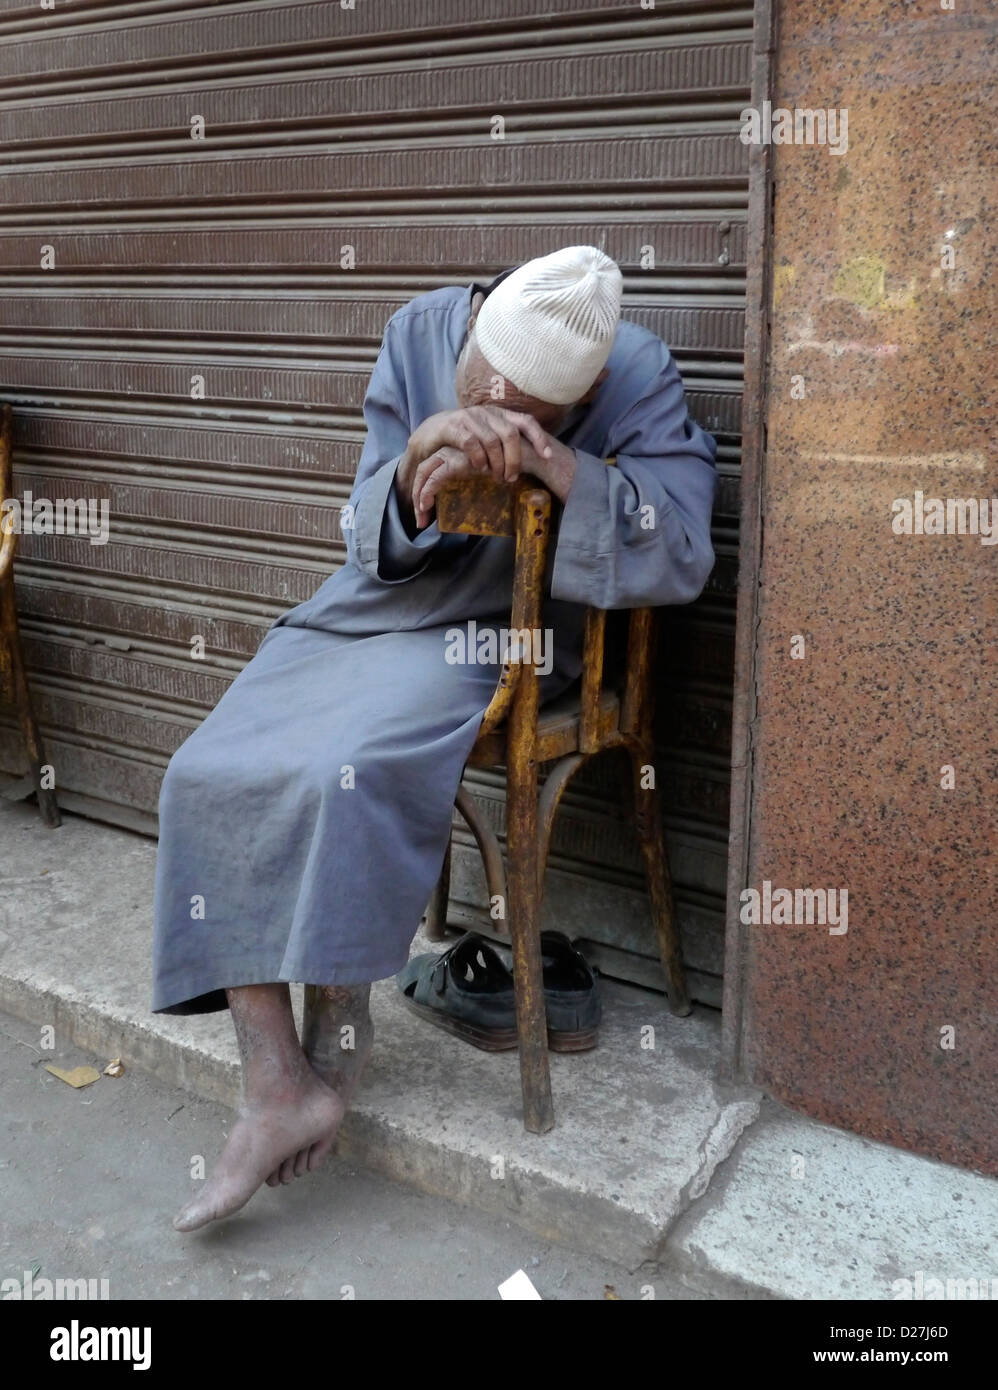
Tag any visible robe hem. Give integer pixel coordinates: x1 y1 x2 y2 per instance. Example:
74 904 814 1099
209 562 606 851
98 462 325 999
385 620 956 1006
151 949 412 1016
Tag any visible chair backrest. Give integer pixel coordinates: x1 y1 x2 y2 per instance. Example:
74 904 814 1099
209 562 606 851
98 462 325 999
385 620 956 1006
436 459 657 747
436 473 551 737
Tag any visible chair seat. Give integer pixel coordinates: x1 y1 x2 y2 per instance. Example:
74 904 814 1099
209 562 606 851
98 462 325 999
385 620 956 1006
467 682 622 767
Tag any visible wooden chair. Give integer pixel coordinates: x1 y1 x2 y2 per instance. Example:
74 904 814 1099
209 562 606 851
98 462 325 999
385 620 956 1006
0 404 60 828
424 466 690 1133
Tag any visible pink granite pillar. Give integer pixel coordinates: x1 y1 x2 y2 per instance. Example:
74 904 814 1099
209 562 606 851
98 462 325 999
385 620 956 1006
726 0 998 1173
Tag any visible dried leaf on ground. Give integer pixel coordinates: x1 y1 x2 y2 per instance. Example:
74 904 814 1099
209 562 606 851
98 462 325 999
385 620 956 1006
43 1064 100 1089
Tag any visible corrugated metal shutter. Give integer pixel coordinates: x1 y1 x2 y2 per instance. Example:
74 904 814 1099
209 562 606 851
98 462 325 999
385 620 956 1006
0 0 749 1005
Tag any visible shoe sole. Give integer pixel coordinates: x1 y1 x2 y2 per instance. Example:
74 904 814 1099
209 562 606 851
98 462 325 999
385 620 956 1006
401 994 599 1053
400 994 519 1051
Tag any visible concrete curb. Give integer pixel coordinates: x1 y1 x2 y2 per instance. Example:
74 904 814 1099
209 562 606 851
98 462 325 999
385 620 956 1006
5 796 997 1299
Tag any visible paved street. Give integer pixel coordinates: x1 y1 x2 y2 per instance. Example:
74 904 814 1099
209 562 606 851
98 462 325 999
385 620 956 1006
0 1009 706 1302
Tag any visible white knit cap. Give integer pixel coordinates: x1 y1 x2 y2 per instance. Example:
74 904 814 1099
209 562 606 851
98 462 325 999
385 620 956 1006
473 246 623 405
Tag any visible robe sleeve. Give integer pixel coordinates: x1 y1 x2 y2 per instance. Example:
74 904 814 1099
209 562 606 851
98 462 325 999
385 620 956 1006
550 337 718 609
345 318 446 584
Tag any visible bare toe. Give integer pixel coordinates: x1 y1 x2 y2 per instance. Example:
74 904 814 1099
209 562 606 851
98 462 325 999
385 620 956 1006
308 1130 337 1171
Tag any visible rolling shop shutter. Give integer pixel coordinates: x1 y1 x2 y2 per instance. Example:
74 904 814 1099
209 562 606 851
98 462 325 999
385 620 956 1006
0 0 749 1005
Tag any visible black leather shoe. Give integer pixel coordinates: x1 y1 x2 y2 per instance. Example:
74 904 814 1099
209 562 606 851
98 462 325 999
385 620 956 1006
397 932 518 1050
398 929 601 1053
540 931 601 1051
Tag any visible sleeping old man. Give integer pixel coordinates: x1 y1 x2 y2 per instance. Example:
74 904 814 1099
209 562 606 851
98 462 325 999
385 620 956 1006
151 246 718 1230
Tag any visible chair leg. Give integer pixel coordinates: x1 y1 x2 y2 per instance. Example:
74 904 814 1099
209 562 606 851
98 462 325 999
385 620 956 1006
424 833 452 942
628 744 689 1016
455 783 508 935
2 592 60 829
506 738 554 1134
537 753 584 902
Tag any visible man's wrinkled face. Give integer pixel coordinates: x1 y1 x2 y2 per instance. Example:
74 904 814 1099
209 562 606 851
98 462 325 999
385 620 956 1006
453 291 575 434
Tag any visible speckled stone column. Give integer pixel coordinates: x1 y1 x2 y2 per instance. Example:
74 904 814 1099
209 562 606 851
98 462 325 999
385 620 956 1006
728 0 998 1173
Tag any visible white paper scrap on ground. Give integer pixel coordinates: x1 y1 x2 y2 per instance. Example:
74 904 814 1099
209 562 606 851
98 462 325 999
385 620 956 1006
498 1269 542 1300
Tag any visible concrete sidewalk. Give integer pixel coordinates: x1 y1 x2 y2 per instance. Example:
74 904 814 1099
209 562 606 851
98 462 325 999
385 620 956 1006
1 795 995 1299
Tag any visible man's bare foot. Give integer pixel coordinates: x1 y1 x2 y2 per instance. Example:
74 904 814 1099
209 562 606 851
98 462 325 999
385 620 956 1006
264 984 374 1189
173 1064 344 1231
